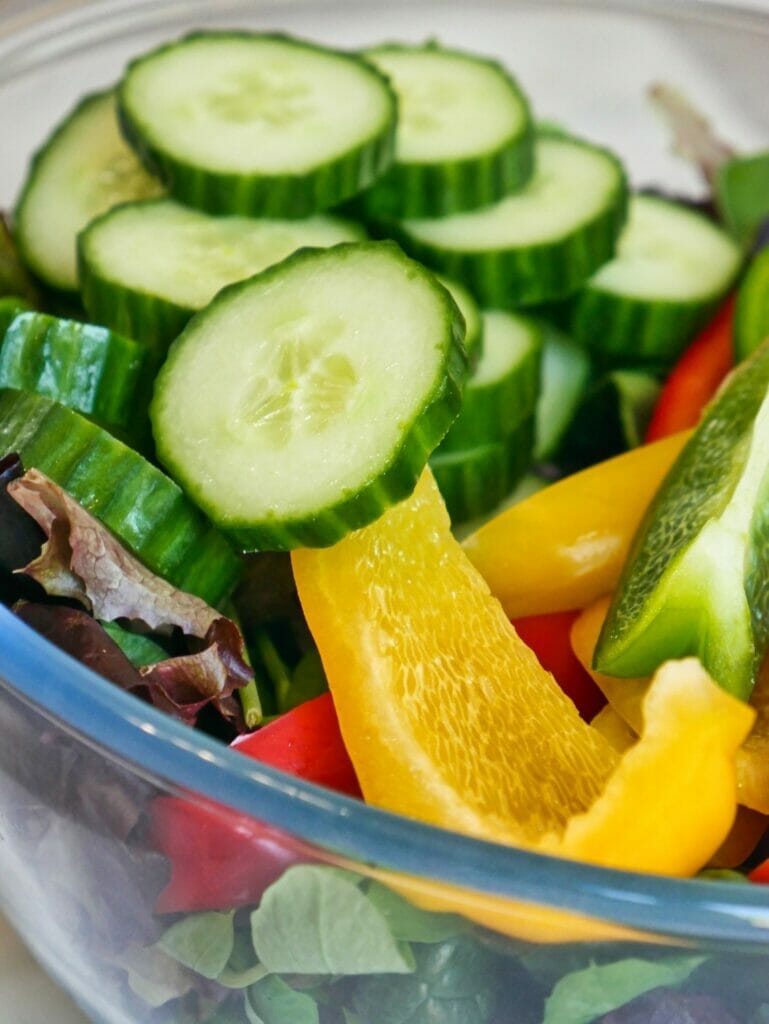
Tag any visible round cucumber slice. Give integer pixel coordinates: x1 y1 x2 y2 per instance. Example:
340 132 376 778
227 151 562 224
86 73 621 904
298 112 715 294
568 194 742 366
15 90 162 293
151 241 467 550
533 324 591 462
0 311 151 445
438 309 541 452
0 388 241 606
118 32 397 217
360 43 533 218
430 415 535 525
383 133 627 307
78 197 366 353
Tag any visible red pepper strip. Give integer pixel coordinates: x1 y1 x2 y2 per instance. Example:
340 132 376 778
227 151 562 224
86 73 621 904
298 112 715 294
748 856 769 884
150 692 361 913
645 295 735 442
512 610 606 722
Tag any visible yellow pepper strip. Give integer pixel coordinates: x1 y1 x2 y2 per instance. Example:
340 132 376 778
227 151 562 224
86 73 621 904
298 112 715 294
574 596 769 816
736 661 769 813
590 704 636 753
540 659 754 875
709 806 768 869
571 596 646 732
462 431 689 618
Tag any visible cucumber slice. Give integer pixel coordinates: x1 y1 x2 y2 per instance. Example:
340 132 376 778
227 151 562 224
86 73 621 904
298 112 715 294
118 32 397 218
435 274 483 368
430 415 535 524
734 247 769 362
78 197 366 353
594 338 769 699
151 241 467 550
533 325 591 462
438 309 541 452
0 311 151 444
14 90 162 294
556 369 660 473
360 43 533 218
0 389 241 605
0 218 40 304
567 195 742 367
379 133 627 307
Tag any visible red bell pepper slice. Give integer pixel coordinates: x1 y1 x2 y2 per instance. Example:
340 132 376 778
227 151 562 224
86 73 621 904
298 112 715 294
512 610 606 721
151 692 361 913
645 295 735 442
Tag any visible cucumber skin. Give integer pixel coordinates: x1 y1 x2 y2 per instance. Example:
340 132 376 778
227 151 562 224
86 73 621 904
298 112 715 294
0 311 152 443
0 296 32 338
359 45 534 220
14 89 162 295
437 315 542 453
566 285 734 369
151 241 469 551
735 247 769 362
78 208 190 356
118 32 398 219
0 388 242 606
430 415 535 524
378 139 628 308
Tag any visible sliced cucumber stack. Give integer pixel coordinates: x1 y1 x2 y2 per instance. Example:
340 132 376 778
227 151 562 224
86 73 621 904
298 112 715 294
430 310 540 522
0 389 241 605
430 415 535 524
438 309 541 452
360 43 533 219
118 32 397 218
0 311 151 444
14 90 162 294
151 241 467 550
381 133 627 308
567 194 742 367
78 198 366 353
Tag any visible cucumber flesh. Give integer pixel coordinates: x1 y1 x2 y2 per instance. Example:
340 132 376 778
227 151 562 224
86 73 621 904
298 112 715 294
151 241 467 550
0 388 241 605
734 247 769 362
360 44 533 218
568 194 741 366
438 309 541 452
0 311 151 444
119 32 396 217
594 338 769 699
385 133 627 307
78 198 365 353
15 90 162 293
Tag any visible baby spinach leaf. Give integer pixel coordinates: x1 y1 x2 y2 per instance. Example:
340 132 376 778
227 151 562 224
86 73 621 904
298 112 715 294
246 975 320 1024
363 881 468 943
250 865 414 976
542 955 707 1024
119 940 200 1008
158 910 236 980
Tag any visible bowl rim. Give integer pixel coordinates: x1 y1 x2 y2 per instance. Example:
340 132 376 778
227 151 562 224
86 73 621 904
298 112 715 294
3 0 769 950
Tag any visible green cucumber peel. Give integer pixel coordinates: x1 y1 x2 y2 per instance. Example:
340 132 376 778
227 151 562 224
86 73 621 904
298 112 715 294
735 246 769 362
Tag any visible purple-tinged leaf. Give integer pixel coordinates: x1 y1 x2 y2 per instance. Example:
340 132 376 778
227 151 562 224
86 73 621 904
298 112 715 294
648 83 734 187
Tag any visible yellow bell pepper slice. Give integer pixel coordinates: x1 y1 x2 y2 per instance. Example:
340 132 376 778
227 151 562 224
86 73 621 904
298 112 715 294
462 431 689 618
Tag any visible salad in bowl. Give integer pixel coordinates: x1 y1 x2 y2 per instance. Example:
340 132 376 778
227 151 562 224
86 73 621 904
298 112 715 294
2 1 769 1022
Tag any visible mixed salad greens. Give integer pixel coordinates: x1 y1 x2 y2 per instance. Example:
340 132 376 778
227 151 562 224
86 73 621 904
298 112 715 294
2 23 769 1024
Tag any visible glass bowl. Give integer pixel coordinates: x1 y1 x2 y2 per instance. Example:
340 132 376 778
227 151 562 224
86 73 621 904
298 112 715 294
1 2 769 1022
